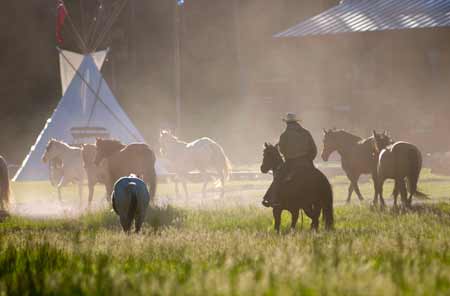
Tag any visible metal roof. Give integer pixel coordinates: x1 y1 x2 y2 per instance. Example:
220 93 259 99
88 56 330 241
275 0 450 37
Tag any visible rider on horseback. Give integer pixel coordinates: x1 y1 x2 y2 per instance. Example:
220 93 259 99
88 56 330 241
262 113 317 207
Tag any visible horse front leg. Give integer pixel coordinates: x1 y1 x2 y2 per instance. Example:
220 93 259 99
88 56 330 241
200 170 209 199
372 173 379 205
78 181 83 207
216 166 226 198
273 207 282 234
346 184 354 204
174 177 180 198
57 176 66 202
393 179 401 209
87 180 95 207
290 209 299 230
105 175 114 205
376 177 386 209
181 175 189 199
350 175 364 201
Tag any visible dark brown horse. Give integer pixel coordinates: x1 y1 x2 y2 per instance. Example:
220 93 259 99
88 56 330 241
94 139 157 200
0 155 10 210
261 143 333 232
321 129 394 204
372 131 423 208
81 144 109 205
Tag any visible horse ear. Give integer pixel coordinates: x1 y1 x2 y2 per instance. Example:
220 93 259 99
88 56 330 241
383 130 388 136
275 143 280 150
323 128 327 135
264 142 268 148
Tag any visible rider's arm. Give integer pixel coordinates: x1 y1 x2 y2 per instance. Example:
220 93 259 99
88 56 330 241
307 131 317 161
278 133 288 157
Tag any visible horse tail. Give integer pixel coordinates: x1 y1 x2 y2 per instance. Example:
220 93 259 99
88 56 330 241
320 171 334 230
0 156 10 210
211 142 232 181
126 182 138 223
407 147 426 198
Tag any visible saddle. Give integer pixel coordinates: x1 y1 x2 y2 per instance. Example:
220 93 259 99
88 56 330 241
281 161 315 183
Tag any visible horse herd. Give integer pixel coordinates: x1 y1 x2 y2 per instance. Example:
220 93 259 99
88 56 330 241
0 128 426 232
37 130 230 207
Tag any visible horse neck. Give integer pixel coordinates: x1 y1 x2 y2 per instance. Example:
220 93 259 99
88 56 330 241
334 132 361 157
56 143 80 159
166 138 188 154
272 153 284 174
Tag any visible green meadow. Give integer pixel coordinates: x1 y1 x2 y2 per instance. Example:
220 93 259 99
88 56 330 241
1 169 449 295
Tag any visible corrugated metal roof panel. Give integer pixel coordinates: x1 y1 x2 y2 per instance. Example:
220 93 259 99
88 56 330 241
275 0 450 37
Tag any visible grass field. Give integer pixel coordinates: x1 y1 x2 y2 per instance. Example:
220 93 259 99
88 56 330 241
1 169 450 295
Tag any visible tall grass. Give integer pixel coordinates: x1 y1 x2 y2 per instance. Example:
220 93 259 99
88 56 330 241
1 203 450 295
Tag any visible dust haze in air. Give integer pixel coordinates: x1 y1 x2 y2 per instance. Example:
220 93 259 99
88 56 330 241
1 0 450 168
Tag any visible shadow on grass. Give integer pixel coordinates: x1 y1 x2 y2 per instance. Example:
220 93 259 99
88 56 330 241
370 202 450 222
81 205 186 231
408 202 450 218
0 205 186 233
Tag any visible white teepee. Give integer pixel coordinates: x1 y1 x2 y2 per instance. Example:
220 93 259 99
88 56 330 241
14 50 165 181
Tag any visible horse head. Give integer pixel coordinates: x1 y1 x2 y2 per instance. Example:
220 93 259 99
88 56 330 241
321 129 338 161
372 130 393 154
159 129 181 156
260 142 283 174
42 139 60 163
81 144 97 168
94 138 124 165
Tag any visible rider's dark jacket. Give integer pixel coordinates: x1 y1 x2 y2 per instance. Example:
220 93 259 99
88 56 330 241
279 122 317 164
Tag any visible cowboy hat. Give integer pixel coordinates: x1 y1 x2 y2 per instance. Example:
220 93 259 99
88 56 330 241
282 113 300 123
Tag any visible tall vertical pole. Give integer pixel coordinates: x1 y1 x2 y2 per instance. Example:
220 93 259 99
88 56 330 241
174 3 182 132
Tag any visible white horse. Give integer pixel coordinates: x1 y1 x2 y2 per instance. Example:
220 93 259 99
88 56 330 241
42 139 85 203
159 130 231 198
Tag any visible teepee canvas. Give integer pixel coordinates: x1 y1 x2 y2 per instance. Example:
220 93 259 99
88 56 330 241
14 50 162 181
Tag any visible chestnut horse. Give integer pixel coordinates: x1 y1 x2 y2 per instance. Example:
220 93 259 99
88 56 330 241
94 138 157 201
321 129 394 205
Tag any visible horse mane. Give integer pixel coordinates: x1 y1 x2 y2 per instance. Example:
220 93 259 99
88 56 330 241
330 130 362 143
97 138 125 149
47 139 74 149
98 138 123 145
161 131 188 145
96 139 126 159
358 135 375 145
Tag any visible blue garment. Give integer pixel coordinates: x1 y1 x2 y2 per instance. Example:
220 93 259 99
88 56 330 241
112 176 150 232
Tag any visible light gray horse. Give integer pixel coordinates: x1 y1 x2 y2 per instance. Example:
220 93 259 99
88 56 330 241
42 139 85 203
159 130 231 198
111 175 150 233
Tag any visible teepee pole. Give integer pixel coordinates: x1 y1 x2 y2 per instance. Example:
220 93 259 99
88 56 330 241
65 10 89 53
57 47 141 141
